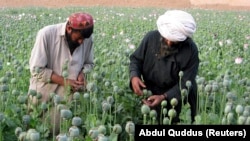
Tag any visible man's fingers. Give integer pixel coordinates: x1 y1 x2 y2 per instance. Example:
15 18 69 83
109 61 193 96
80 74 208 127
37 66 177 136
139 81 146 88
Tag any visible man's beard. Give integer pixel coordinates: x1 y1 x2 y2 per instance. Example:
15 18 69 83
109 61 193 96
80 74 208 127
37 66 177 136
158 37 180 58
66 32 80 53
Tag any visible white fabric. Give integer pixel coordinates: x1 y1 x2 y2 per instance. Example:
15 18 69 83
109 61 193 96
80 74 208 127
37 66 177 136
157 10 196 42
29 22 94 102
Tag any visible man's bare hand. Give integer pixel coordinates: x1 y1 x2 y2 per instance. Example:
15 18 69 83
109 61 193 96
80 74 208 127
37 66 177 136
131 77 146 96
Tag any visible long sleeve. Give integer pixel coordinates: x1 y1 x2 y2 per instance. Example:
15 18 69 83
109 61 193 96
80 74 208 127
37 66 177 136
129 34 148 79
29 27 53 83
82 36 94 73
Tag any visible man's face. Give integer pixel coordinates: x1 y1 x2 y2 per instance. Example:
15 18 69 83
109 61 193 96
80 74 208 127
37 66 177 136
162 38 179 48
159 37 180 57
66 28 84 49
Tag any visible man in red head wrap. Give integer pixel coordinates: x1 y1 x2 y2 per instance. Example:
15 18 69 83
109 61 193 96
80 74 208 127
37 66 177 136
28 12 94 135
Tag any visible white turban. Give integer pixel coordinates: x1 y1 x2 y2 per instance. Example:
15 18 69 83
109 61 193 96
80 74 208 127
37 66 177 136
157 10 196 42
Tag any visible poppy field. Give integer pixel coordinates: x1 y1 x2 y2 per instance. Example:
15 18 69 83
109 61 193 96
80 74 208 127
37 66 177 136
0 6 250 141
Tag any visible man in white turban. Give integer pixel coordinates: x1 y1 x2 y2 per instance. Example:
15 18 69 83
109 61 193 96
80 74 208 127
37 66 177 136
129 10 199 124
157 10 196 42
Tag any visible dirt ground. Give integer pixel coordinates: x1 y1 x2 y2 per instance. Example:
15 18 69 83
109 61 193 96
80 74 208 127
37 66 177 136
0 0 250 10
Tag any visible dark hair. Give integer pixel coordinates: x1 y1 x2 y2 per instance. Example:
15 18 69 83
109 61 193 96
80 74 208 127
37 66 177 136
80 25 94 38
68 21 94 38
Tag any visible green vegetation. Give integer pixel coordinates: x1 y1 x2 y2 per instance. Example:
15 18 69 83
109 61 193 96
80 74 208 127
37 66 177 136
0 6 249 141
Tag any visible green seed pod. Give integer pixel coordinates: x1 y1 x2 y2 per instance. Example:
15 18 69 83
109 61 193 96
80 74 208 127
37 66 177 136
98 134 108 141
198 85 204 93
84 68 92 73
245 117 250 125
60 109 73 120
243 110 249 117
36 92 42 99
56 133 68 141
28 89 37 96
170 98 178 107
86 82 97 92
22 115 31 125
245 106 250 112
224 105 232 114
104 81 110 87
29 131 40 141
113 124 122 134
62 70 68 78
98 125 107 135
88 129 99 140
92 72 99 80
11 78 17 84
163 117 170 125
194 115 202 124
113 85 119 93
72 116 82 126
107 96 114 104
178 71 184 77
141 104 150 115
17 66 23 73
83 93 89 99
15 127 22 137
223 79 231 87
15 107 21 114
185 80 192 88
181 89 188 97
235 105 244 115
168 109 177 118
56 104 66 111
12 89 20 96
244 97 249 104
17 95 27 104
149 110 157 118
62 63 68 71
226 92 234 100
161 100 167 107
221 116 227 124
53 95 61 105
18 132 27 141
163 108 168 115
73 92 80 100
0 76 8 84
142 89 148 95
0 84 9 92
125 121 135 134
40 102 47 110
69 126 80 137
227 112 234 124
147 90 153 96
204 84 212 93
95 120 102 126
102 101 111 112
212 83 219 92
49 92 56 99
237 116 246 125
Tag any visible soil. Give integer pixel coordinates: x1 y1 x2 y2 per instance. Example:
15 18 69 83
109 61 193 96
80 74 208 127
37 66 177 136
0 0 250 11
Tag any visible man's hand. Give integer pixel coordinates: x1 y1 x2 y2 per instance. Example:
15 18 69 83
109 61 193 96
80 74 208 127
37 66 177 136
65 79 84 92
51 71 86 92
142 95 165 108
131 77 146 96
77 72 86 91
